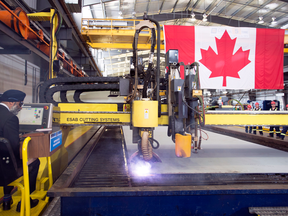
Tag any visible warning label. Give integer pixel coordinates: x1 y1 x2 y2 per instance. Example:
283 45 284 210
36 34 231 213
144 109 149 119
178 86 181 91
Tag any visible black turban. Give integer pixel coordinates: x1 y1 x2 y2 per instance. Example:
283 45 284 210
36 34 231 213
0 89 26 102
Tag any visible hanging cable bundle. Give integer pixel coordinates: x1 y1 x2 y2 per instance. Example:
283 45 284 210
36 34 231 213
131 19 156 100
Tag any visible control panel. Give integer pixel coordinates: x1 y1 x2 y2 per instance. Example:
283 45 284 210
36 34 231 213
18 103 53 133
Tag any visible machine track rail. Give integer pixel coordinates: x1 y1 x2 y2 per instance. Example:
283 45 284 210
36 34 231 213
66 126 288 190
71 126 131 188
204 126 288 153
39 77 120 105
131 173 288 187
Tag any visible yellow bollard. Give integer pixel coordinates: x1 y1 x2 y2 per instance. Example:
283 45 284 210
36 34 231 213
175 133 191 158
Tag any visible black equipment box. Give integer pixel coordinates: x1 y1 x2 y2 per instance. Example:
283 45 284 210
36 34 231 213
166 50 178 66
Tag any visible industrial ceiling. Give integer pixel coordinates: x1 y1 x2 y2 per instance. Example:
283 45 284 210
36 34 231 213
75 0 288 76
1 0 288 77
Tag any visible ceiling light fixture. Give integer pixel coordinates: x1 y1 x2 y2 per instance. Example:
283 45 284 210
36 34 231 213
118 58 121 61
191 13 196 22
202 14 207 22
118 11 123 19
258 16 264 24
280 23 288 29
271 17 277 25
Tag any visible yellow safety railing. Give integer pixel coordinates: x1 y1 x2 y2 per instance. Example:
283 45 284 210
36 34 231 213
22 137 53 216
22 137 31 216
45 156 53 203
8 179 25 216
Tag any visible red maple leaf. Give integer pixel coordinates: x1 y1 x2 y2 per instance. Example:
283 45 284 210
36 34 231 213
199 30 251 87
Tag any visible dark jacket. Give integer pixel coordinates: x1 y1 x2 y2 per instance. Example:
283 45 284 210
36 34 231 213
0 104 21 166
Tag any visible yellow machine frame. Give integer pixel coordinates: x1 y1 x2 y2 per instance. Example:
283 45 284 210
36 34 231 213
56 103 169 126
56 104 288 126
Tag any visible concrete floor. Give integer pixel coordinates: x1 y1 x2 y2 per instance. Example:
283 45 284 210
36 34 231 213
123 126 288 174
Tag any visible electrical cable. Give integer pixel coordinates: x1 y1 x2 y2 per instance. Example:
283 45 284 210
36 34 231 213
142 28 156 98
228 98 244 110
196 95 205 125
148 138 160 149
182 94 203 119
55 10 62 36
198 128 209 140
147 83 157 98
180 63 204 122
145 13 161 117
130 21 156 101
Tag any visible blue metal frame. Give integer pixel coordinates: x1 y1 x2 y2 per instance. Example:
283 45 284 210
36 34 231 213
60 189 288 216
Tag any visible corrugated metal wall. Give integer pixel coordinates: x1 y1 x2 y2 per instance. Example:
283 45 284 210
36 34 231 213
0 55 40 103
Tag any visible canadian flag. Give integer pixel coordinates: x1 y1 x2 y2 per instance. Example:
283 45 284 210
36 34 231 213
164 26 284 89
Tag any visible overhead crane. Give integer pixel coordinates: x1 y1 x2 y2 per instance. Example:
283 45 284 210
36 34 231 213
81 18 165 50
81 18 288 53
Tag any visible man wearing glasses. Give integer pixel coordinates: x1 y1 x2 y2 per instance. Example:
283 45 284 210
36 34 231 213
0 89 39 211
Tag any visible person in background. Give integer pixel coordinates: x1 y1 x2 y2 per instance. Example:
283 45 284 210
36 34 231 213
0 89 39 211
268 101 281 138
280 104 288 140
252 102 263 135
245 104 253 133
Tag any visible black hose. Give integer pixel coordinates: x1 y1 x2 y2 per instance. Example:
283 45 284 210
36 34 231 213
137 139 142 153
144 14 161 117
142 28 156 98
149 138 160 149
167 116 172 137
133 24 156 99
132 30 139 101
171 108 176 143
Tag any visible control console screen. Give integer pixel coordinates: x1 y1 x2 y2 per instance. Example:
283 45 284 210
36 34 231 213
18 103 53 133
18 107 44 125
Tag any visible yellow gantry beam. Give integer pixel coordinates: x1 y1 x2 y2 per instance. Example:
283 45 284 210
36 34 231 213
81 18 164 50
56 104 288 126
56 103 168 125
57 103 130 125
205 111 288 126
87 42 164 50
